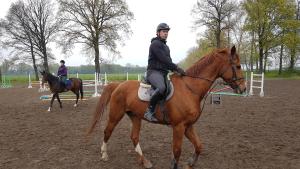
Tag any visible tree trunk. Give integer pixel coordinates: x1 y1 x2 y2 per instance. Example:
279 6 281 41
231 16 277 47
216 21 221 48
258 40 264 73
41 38 49 73
0 66 2 82
255 57 259 72
263 50 268 73
250 32 254 72
279 44 283 75
42 49 49 73
227 28 230 48
289 48 296 70
94 42 100 76
29 39 39 80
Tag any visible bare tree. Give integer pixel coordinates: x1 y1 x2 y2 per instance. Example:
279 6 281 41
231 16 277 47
25 0 61 73
192 0 237 48
0 1 40 80
57 0 134 74
231 7 251 69
0 22 3 81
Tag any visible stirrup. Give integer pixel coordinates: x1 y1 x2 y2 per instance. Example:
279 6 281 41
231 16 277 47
144 110 158 122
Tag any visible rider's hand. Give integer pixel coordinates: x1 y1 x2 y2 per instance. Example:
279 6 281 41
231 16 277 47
176 67 186 76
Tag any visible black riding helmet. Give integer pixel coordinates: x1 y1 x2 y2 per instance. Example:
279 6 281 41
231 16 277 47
60 60 65 64
156 23 170 32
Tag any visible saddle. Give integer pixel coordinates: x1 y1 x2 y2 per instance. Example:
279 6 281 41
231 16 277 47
65 79 72 89
137 76 173 124
137 77 174 102
60 79 72 90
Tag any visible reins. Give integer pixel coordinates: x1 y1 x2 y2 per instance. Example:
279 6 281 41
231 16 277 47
181 74 218 114
179 51 244 114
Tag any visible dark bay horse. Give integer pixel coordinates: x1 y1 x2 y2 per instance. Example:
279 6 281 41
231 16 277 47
40 71 83 111
87 46 246 169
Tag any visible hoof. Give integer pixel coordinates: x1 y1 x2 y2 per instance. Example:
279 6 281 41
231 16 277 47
170 166 182 169
170 159 181 169
47 107 51 112
101 152 109 161
143 159 153 169
74 104 77 107
187 154 198 167
184 166 193 169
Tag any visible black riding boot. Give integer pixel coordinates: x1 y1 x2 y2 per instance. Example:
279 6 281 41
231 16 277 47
144 89 162 122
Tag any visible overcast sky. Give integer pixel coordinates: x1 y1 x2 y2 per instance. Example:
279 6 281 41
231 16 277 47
0 0 204 66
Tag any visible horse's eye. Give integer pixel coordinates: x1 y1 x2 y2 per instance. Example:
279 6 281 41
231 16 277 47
236 65 241 69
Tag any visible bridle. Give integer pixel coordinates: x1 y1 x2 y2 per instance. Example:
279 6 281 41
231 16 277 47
180 51 245 114
218 54 244 92
183 53 244 85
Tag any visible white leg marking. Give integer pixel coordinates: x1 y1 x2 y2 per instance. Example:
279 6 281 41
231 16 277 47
74 104 77 107
135 143 143 156
47 107 51 112
101 141 108 161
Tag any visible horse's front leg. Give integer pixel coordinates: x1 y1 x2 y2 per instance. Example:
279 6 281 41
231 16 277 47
171 123 185 169
56 93 62 109
184 125 202 168
129 115 153 168
48 93 57 111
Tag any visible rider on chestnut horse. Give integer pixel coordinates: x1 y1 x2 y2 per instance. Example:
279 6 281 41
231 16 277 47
144 23 186 122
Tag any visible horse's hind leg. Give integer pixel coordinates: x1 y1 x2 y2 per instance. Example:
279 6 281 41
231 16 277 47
128 114 153 168
184 125 202 168
101 101 125 161
73 91 79 107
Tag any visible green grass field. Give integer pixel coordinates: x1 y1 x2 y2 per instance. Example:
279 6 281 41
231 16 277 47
1 70 299 86
1 73 143 85
263 70 300 79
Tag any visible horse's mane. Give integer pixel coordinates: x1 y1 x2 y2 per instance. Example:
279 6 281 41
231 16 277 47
46 72 59 81
185 48 229 76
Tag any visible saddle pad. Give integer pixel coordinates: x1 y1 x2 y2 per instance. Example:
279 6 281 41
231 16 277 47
65 79 72 89
138 82 174 101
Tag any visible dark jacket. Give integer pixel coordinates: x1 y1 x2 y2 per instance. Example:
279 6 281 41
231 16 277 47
147 37 178 74
57 65 68 77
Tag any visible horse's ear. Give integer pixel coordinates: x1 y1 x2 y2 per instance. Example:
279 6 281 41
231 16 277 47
231 45 236 59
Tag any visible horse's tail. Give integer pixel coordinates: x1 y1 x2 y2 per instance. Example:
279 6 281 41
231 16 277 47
79 79 83 99
86 82 120 137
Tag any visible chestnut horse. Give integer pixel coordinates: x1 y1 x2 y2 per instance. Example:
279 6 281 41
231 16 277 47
87 46 246 169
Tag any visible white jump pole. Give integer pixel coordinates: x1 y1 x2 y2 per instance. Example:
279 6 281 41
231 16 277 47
104 72 107 85
93 72 100 97
28 73 32 88
245 71 248 96
249 72 253 96
249 72 264 97
76 72 79 78
39 79 44 92
138 74 140 81
126 72 128 81
260 73 264 97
